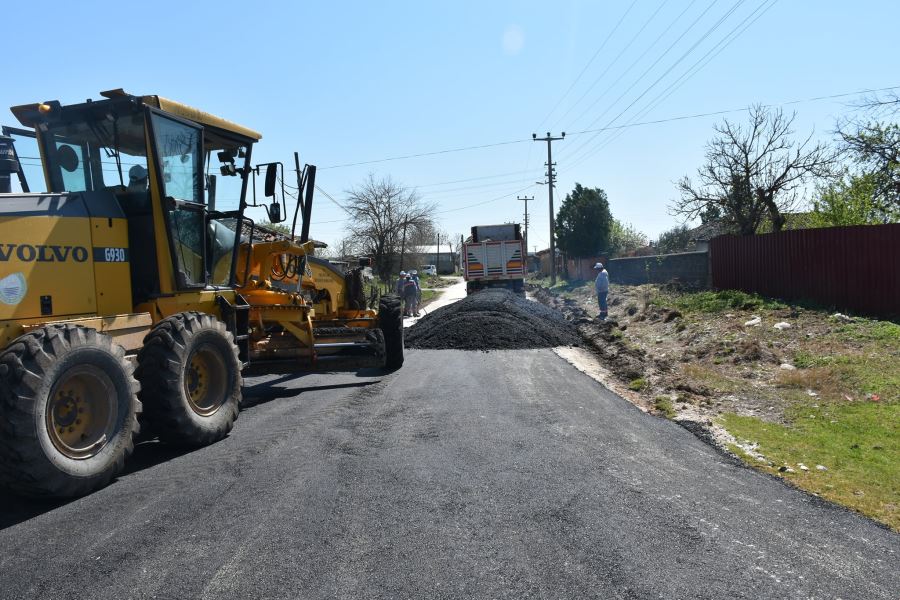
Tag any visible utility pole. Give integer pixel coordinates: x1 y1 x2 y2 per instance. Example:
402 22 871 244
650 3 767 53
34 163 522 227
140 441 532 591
399 222 409 271
533 131 565 284
517 195 533 259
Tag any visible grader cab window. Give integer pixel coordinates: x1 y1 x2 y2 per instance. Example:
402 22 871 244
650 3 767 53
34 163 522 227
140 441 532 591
42 112 149 194
150 113 205 287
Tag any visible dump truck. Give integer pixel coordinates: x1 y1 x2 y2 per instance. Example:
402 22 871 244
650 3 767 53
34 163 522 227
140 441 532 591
0 89 403 498
462 223 526 294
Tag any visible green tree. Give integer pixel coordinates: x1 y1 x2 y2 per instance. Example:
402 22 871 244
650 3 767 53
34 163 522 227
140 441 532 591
555 183 613 257
608 220 647 256
838 92 900 217
811 172 897 226
656 224 693 254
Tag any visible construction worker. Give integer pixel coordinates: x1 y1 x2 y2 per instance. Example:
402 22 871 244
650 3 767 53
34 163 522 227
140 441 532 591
410 269 421 302
593 262 609 321
396 271 407 296
402 275 419 317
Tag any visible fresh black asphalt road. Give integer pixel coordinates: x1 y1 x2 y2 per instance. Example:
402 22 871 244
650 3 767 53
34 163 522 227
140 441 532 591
0 349 897 599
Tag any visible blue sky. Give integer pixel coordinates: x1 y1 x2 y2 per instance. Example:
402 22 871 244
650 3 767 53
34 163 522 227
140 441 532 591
3 1 898 251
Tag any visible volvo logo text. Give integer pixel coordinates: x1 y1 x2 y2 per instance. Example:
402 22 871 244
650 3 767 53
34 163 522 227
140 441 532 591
0 244 90 263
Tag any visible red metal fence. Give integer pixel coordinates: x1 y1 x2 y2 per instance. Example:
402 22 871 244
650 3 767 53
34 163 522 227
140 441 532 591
710 224 900 317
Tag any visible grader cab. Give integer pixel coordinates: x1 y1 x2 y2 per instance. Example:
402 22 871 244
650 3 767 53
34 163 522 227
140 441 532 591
0 90 402 498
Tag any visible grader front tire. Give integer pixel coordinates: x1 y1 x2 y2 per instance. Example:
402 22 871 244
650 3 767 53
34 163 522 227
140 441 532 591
136 312 241 447
0 325 140 497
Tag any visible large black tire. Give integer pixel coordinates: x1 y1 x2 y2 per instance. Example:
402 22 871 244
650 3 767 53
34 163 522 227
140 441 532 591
136 312 241 447
0 325 140 497
378 294 404 370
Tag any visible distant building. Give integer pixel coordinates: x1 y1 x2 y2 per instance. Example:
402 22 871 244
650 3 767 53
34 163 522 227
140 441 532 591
535 248 563 277
688 212 819 250
408 245 458 274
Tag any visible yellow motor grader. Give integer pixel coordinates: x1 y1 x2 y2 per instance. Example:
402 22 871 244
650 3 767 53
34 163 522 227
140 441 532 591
0 90 402 497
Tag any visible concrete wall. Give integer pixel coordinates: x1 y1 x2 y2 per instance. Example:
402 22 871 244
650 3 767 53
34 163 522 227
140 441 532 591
607 251 709 288
566 256 609 281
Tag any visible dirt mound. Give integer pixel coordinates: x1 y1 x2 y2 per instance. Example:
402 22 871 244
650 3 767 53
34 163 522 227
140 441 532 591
405 289 580 350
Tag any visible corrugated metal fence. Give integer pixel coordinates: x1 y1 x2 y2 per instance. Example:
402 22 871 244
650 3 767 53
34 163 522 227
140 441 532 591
710 224 900 317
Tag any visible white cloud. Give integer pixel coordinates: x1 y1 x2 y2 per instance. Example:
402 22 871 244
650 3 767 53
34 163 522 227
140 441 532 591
502 25 525 56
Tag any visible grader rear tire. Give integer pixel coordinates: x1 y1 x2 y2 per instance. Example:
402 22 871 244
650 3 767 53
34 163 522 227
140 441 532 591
0 325 140 497
378 294 404 370
136 312 241 447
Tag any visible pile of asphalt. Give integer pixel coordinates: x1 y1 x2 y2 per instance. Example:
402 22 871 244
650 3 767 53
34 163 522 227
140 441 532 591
405 288 580 350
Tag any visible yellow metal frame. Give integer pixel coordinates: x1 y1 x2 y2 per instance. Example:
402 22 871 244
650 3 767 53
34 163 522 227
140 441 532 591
3 312 153 351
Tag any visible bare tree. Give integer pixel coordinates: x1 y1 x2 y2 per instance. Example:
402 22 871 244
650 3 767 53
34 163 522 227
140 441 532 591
344 174 435 282
325 235 360 261
673 105 837 235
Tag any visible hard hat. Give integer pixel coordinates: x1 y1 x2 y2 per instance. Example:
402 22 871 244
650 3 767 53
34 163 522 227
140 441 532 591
593 262 604 269
399 271 407 276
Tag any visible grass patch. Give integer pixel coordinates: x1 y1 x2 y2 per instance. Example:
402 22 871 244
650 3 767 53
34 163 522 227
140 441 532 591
788 353 899 403
683 364 742 394
629 377 647 391
654 396 676 418
419 289 438 305
832 319 900 343
721 401 900 531
655 289 786 314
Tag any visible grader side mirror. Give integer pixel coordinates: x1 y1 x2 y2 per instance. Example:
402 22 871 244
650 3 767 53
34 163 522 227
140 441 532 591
267 201 283 223
264 163 277 198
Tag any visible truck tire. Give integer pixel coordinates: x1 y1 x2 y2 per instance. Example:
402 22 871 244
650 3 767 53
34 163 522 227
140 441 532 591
136 312 241 447
378 294 404 370
0 325 140 497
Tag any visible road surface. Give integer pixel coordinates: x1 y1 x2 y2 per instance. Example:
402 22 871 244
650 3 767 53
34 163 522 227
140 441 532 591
0 349 897 599
404 276 466 327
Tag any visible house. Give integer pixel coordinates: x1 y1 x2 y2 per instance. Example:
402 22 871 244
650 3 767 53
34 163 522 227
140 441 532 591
689 212 819 250
686 221 729 252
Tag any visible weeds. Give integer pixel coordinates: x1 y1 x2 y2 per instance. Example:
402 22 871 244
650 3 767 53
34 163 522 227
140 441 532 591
655 289 786 313
654 396 676 418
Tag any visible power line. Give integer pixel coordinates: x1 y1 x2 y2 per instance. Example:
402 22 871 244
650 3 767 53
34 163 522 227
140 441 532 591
567 0 778 168
536 0 639 129
562 0 711 136
562 0 746 164
550 0 668 131
419 175 540 198
436 183 537 214
314 184 352 215
577 0 778 164
318 138 529 170
414 169 535 188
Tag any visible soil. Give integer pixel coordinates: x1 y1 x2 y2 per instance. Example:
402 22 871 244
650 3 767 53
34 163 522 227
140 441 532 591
405 288 580 350
531 281 893 425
